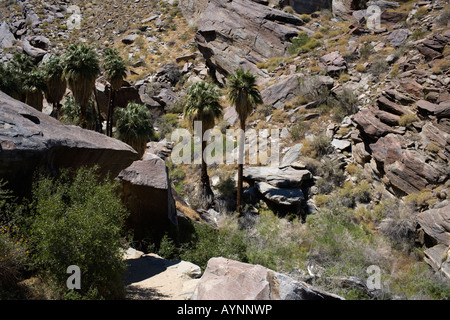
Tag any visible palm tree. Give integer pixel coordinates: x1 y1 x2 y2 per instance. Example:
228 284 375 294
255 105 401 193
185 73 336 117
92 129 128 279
184 81 223 208
43 56 67 119
0 63 21 100
115 102 154 157
7 53 35 102
227 68 263 214
23 69 46 111
63 44 100 129
102 48 127 137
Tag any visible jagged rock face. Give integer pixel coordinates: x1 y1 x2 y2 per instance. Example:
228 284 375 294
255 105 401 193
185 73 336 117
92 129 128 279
286 0 332 14
417 203 450 279
0 91 139 195
191 257 344 300
181 0 304 83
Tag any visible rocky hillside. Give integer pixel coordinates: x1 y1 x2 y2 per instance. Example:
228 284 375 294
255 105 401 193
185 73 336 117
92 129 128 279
1 0 449 299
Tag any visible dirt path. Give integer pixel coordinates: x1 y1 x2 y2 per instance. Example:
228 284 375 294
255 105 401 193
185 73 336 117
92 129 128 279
123 249 201 300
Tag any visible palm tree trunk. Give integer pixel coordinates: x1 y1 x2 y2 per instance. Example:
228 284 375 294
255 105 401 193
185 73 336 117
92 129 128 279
236 117 246 215
200 139 214 209
106 86 112 136
109 90 116 137
80 103 87 129
92 90 102 133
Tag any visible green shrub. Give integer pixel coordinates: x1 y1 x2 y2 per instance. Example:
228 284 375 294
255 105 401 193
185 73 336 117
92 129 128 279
333 88 359 121
311 133 332 158
288 32 320 55
179 218 248 271
27 167 129 299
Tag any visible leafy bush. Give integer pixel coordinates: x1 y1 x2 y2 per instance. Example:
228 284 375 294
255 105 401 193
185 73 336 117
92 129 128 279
333 88 359 121
26 167 129 299
179 218 248 271
311 133 333 158
288 32 320 55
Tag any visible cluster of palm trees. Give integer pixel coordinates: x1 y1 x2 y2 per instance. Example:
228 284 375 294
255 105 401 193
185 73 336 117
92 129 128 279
0 44 148 152
184 68 263 214
0 44 129 130
0 44 263 213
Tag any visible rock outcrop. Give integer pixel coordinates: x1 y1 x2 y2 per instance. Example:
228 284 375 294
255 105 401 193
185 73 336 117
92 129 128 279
0 90 139 195
244 165 312 210
417 202 450 279
116 153 177 243
191 257 344 300
181 0 305 83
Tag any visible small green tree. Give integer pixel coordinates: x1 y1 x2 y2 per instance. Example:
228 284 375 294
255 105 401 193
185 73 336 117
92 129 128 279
28 167 128 299
22 69 46 111
115 102 154 157
184 81 223 207
63 44 101 129
227 68 263 214
102 48 127 137
43 56 67 119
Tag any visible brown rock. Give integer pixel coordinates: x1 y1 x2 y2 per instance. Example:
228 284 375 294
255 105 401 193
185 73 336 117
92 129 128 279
369 106 400 126
377 96 411 116
416 99 442 116
352 108 402 139
370 134 447 194
417 203 450 246
399 78 423 99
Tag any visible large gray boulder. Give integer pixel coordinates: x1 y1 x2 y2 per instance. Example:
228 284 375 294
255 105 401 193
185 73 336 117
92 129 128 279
0 90 139 195
191 257 344 300
244 166 312 188
0 22 15 49
116 153 177 243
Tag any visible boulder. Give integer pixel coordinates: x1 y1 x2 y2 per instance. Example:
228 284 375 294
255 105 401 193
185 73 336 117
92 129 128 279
352 108 402 139
417 203 450 247
255 181 304 206
386 29 410 47
332 0 364 21
280 142 303 167
285 0 332 13
191 257 344 300
22 39 47 60
320 51 347 75
117 153 177 242
261 74 302 110
189 0 304 83
244 166 312 188
370 134 448 194
423 244 450 279
331 138 351 151
121 34 139 45
377 95 412 115
0 90 139 196
95 78 143 116
0 22 15 49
